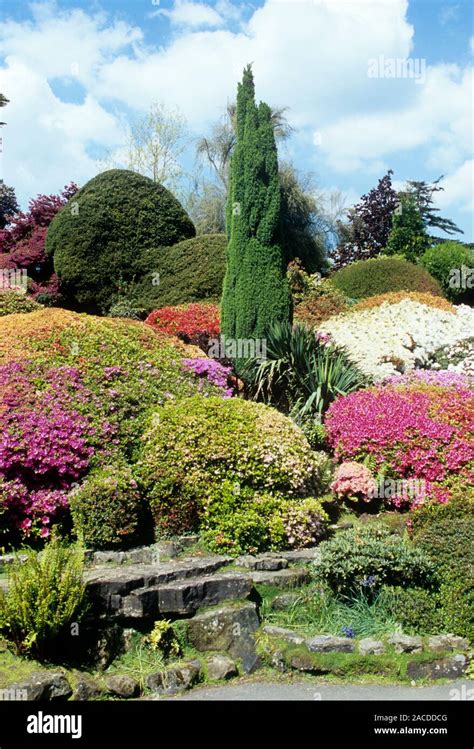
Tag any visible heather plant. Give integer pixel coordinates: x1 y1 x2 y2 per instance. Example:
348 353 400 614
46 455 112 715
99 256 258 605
325 382 474 505
0 539 86 658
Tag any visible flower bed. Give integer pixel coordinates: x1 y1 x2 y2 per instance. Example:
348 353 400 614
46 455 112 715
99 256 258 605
320 300 474 381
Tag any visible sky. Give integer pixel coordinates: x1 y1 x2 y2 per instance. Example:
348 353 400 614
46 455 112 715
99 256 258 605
0 0 472 239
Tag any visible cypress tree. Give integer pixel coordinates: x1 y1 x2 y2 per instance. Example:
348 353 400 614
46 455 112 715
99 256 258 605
385 194 431 263
221 66 292 343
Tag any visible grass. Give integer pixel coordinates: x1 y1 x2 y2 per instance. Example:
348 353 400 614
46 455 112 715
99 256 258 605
260 584 404 639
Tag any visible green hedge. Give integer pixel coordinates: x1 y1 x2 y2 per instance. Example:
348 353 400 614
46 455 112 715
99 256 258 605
131 233 226 311
330 257 443 300
46 170 195 313
419 241 474 302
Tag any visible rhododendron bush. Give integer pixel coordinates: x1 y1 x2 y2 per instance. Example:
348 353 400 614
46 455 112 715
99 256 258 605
326 382 474 506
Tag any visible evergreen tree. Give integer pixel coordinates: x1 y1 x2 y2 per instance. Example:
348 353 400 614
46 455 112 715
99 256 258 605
404 176 463 237
385 194 431 262
221 66 292 343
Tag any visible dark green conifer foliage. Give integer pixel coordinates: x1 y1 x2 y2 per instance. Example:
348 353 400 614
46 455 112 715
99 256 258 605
221 66 292 341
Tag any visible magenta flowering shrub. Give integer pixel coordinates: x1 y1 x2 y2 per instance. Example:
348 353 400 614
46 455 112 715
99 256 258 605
325 383 474 507
331 461 377 502
0 361 113 541
182 358 234 397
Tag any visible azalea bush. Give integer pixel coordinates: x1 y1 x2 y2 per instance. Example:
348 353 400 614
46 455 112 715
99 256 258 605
182 358 234 397
320 299 474 380
136 396 331 545
145 303 220 349
0 309 225 546
294 278 349 328
325 381 474 506
330 462 377 503
353 291 454 314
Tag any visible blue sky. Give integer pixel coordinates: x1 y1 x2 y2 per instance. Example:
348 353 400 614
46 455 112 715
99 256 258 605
0 0 472 238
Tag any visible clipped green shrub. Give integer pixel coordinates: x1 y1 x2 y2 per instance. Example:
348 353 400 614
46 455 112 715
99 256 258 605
0 290 42 316
419 241 474 302
45 170 195 313
136 396 331 547
131 234 226 312
0 539 85 658
439 571 474 642
410 495 474 574
69 465 145 550
330 256 443 300
313 527 436 595
379 586 443 635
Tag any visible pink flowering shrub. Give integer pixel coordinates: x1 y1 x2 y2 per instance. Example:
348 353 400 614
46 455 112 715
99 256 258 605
331 461 377 502
325 382 474 507
182 358 234 397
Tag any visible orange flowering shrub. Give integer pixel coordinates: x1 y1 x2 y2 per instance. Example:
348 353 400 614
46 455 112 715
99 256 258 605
353 291 454 313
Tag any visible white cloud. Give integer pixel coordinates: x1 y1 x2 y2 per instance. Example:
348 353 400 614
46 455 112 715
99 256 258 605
433 160 474 213
0 0 471 238
153 1 225 29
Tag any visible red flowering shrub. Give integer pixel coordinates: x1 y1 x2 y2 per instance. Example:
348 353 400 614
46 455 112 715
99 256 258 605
146 303 220 348
325 383 474 506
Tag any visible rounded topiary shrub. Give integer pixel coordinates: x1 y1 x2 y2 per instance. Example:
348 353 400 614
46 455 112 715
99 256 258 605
132 234 226 312
69 465 144 550
45 170 195 313
0 290 43 316
330 256 443 300
419 241 474 302
135 396 331 548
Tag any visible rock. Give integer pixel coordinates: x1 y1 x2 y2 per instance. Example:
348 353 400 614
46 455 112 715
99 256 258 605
74 677 102 701
358 638 385 655
262 625 305 645
279 548 321 563
156 573 253 615
186 602 260 673
206 655 238 681
105 674 140 699
237 556 288 571
407 655 468 681
427 635 470 653
306 635 355 653
87 626 125 670
271 593 300 611
388 634 423 654
9 672 72 701
251 568 309 589
123 572 252 618
85 556 232 618
146 660 201 695
285 650 331 674
121 628 141 653
178 535 200 549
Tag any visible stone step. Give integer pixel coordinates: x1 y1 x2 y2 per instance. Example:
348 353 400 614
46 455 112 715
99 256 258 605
85 556 232 617
250 567 310 589
120 572 253 618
